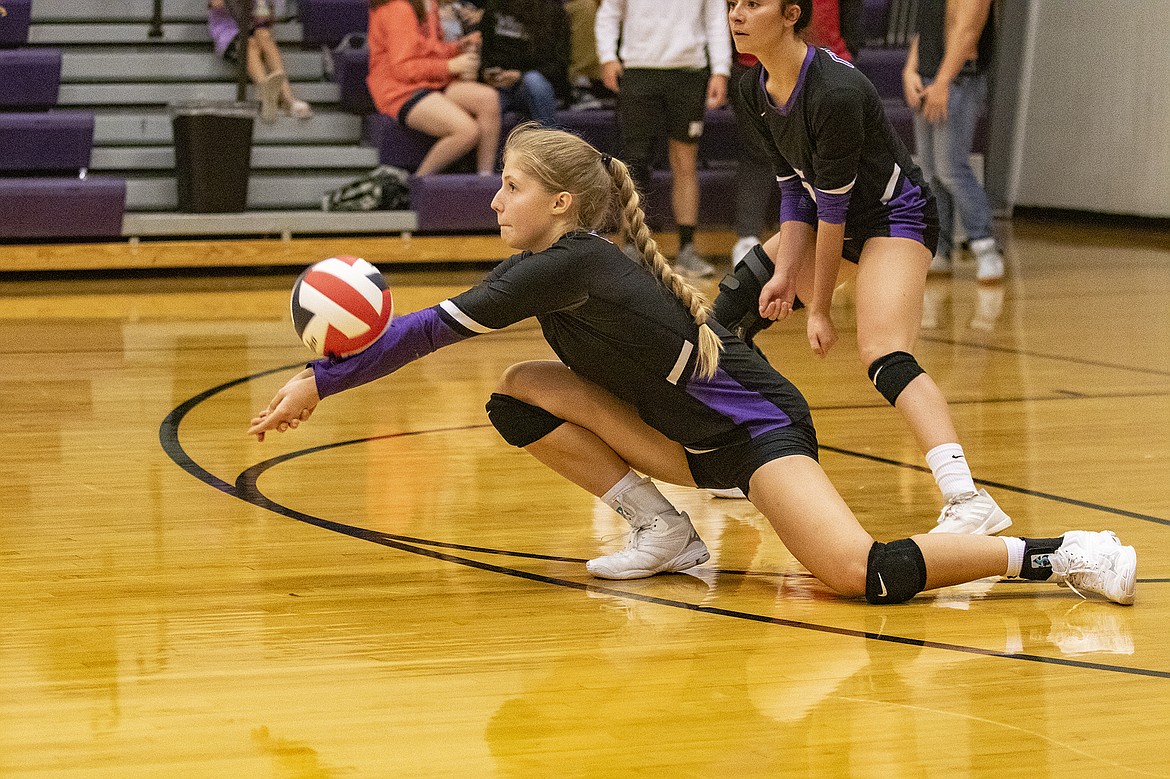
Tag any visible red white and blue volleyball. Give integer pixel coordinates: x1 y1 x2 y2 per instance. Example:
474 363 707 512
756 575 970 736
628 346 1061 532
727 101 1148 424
291 256 393 357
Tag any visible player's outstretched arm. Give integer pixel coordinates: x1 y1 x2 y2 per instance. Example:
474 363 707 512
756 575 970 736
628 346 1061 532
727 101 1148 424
248 368 320 442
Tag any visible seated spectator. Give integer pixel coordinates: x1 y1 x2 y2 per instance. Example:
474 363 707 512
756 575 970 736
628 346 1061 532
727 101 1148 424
561 0 610 108
477 0 570 127
207 0 312 121
368 0 500 176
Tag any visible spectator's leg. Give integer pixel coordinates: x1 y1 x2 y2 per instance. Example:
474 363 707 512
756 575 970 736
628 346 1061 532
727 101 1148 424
518 70 559 127
616 69 660 198
667 139 699 232
913 106 954 263
405 93 481 176
932 74 996 249
445 81 502 174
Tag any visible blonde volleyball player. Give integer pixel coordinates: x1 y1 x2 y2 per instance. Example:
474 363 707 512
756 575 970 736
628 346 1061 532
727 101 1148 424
249 124 1135 605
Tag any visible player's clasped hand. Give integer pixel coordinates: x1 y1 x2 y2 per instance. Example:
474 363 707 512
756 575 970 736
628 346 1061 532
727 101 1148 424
758 274 797 322
247 368 321 442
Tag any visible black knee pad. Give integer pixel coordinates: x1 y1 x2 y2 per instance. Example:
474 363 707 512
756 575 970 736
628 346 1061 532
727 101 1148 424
866 351 925 406
712 245 801 347
485 393 565 447
866 539 927 604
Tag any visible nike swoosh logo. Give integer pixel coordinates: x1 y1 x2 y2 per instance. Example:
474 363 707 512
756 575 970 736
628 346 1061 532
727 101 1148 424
951 454 964 459
877 573 888 598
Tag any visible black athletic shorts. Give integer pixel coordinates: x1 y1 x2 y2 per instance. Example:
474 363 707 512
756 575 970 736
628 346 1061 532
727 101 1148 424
685 421 819 497
840 194 940 263
618 67 709 146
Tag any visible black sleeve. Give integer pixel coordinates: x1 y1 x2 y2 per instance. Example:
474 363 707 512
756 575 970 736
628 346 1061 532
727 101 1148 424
442 241 593 332
478 4 500 73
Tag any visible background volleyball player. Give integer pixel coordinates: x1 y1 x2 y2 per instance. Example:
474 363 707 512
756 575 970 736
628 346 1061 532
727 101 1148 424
715 0 1007 535
248 123 1135 607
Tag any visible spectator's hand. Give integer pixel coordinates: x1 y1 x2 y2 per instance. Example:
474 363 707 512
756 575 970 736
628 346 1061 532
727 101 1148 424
601 60 622 93
247 368 319 442
208 0 225 7
921 78 949 123
706 73 728 109
457 4 483 27
448 51 480 80
902 69 924 112
497 69 521 88
459 31 481 52
806 310 838 358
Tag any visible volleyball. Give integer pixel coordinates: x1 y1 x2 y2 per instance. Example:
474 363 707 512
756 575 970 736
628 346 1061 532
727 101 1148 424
290 256 393 357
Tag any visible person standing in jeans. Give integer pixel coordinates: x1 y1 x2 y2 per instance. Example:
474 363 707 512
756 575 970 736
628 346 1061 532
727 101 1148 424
903 0 1005 282
596 0 732 279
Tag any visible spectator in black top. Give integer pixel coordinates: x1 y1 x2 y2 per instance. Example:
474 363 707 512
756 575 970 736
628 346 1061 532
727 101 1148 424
477 0 571 126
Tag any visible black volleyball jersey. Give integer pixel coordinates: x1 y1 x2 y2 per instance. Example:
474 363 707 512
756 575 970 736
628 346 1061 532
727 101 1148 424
736 46 931 237
314 232 813 451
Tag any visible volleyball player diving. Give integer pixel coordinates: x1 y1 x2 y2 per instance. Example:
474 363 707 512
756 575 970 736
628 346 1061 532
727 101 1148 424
715 0 1010 536
248 123 1135 606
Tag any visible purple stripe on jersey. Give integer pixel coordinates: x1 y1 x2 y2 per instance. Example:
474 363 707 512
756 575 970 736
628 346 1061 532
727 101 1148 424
814 189 851 225
778 177 817 225
312 306 467 399
759 45 816 116
686 368 791 439
886 176 928 244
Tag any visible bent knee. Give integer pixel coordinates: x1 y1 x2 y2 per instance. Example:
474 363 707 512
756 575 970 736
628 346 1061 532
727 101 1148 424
495 360 560 401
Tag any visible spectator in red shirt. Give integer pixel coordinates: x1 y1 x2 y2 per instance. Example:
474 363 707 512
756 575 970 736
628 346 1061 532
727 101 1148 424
368 0 501 175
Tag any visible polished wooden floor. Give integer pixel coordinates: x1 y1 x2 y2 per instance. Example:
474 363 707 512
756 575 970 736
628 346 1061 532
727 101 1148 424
2 220 1169 777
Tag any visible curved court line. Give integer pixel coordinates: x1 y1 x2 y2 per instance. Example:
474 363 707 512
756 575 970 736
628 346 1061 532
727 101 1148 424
160 367 1169 680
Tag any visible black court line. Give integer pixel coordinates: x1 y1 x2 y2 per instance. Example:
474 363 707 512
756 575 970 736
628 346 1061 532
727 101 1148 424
817 445 1170 527
919 334 1170 378
159 367 1169 681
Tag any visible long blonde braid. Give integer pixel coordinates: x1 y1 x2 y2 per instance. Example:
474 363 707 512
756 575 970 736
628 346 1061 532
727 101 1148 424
504 122 723 379
607 156 723 379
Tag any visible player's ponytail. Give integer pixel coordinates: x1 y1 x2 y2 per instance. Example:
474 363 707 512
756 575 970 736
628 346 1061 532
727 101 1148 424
504 122 722 380
606 157 722 380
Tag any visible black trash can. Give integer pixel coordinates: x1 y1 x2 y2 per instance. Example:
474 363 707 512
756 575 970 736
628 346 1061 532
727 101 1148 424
170 100 256 213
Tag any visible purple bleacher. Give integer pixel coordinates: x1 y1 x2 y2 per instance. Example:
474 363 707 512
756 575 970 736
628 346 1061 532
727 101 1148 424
408 167 741 233
854 46 907 100
696 106 737 166
299 0 368 47
366 113 437 172
409 173 500 232
0 48 62 108
333 43 374 114
0 0 32 47
0 177 126 238
0 112 95 172
644 168 738 230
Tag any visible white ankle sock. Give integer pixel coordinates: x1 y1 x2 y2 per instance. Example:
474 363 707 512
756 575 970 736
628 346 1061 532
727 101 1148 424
602 470 674 520
1001 536 1026 578
925 443 977 500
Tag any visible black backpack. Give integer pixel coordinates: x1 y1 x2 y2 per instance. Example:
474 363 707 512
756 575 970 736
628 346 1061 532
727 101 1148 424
322 165 410 211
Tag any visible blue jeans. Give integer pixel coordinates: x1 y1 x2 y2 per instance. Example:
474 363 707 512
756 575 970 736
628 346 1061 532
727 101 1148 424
499 70 559 127
913 73 994 256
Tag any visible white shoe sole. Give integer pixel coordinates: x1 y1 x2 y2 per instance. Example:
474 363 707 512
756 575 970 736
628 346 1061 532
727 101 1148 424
929 510 1013 535
586 540 710 580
